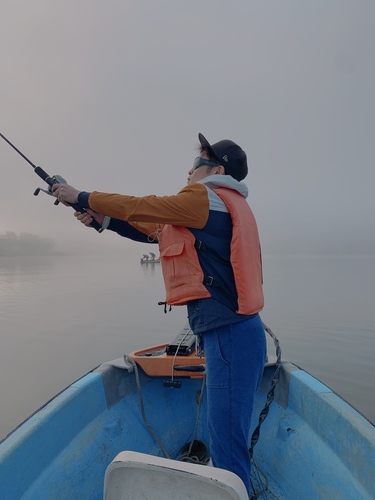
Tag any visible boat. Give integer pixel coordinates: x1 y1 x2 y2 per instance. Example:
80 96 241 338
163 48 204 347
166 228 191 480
140 252 161 264
0 323 374 499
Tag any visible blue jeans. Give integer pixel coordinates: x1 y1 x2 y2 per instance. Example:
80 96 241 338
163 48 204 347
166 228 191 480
201 315 266 497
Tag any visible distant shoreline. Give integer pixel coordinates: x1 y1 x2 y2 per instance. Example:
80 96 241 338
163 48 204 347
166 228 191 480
0 232 58 257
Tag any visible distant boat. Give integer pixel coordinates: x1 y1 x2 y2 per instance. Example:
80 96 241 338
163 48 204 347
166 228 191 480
140 253 160 264
0 323 374 499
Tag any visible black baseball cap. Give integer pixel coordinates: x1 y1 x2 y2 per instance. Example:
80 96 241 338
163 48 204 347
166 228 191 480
198 133 248 181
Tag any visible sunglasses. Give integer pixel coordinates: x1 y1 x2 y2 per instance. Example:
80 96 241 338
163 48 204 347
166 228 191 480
193 157 221 170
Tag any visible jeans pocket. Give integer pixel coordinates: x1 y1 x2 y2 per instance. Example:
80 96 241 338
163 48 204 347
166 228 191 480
215 331 230 365
206 331 230 389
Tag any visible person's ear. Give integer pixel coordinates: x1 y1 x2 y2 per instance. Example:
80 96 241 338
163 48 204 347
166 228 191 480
215 165 225 175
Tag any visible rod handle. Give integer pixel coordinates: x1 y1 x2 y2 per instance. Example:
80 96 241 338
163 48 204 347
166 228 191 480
34 166 103 233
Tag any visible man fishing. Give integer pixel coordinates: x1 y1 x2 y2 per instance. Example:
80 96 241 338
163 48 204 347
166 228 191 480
52 132 266 497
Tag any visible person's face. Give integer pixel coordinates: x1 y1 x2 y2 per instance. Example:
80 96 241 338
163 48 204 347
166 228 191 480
187 154 222 184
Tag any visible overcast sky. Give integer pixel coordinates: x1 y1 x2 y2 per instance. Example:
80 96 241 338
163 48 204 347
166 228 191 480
1 0 374 255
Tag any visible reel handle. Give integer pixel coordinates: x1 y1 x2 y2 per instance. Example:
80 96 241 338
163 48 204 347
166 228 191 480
34 166 104 233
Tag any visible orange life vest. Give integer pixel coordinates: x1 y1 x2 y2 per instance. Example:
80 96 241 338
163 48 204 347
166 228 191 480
159 187 264 315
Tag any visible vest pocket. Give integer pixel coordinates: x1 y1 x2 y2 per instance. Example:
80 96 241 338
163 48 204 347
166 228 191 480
161 240 185 258
160 240 190 286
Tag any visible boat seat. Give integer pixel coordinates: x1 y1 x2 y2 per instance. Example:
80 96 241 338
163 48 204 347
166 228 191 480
104 451 249 500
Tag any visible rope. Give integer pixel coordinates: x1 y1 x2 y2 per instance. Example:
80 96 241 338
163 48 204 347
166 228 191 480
124 341 206 464
249 322 282 459
250 458 269 498
178 375 207 464
123 354 170 459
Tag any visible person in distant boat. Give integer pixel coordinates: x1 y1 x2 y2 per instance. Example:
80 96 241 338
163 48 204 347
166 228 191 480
142 254 149 260
149 252 156 260
52 133 266 497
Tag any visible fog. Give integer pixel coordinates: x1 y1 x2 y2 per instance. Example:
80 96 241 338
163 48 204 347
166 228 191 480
1 1 374 256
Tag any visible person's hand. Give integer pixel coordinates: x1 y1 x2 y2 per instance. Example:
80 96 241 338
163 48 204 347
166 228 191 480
52 183 80 206
74 209 104 227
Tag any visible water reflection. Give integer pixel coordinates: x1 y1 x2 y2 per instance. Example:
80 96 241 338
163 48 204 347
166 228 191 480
0 255 53 282
0 256 54 310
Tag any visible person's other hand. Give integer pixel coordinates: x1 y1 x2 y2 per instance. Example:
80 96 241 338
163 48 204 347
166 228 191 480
74 209 104 227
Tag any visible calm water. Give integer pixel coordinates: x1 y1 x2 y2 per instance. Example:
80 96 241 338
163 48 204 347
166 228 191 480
0 251 374 440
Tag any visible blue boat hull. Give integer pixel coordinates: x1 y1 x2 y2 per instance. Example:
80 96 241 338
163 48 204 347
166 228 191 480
0 355 374 499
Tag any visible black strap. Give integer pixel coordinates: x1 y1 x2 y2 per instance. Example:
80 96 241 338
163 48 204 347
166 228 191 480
203 275 238 306
195 238 239 310
194 239 225 262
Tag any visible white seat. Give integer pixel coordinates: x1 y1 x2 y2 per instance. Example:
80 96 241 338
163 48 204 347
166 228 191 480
104 451 249 500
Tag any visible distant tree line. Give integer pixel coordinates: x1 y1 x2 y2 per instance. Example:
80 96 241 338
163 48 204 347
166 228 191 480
0 232 56 256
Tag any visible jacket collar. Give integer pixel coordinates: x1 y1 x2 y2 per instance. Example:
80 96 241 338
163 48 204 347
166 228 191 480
198 174 248 199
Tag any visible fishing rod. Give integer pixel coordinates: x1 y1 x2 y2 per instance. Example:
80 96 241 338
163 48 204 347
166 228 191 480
0 132 103 233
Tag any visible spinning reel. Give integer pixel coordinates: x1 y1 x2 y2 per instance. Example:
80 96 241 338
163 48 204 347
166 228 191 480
34 174 67 205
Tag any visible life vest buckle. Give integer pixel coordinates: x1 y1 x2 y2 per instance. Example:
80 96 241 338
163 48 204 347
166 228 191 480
205 276 214 286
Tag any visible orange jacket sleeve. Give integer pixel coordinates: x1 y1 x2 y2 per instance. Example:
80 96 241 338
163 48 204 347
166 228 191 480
88 183 210 231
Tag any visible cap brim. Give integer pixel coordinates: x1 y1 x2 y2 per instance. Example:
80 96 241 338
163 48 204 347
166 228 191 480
198 133 217 159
